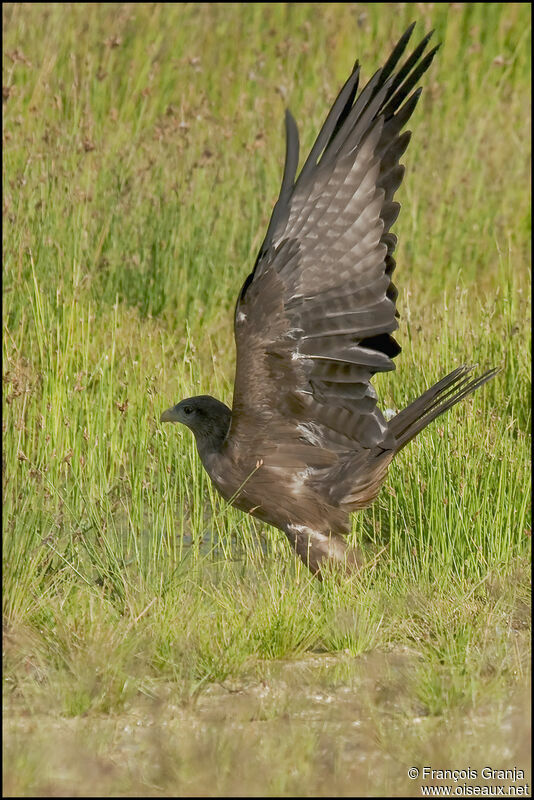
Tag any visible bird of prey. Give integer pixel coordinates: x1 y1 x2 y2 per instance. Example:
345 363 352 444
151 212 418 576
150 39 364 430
161 25 496 577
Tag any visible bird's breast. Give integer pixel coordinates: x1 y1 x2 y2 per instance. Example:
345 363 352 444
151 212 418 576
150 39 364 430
200 450 338 533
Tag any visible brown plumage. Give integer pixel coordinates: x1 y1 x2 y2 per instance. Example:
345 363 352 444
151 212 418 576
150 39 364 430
161 25 497 577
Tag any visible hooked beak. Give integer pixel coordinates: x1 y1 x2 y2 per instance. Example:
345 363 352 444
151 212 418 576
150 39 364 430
160 406 180 423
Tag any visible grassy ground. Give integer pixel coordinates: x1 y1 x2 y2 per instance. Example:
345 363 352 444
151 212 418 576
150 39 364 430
3 3 531 796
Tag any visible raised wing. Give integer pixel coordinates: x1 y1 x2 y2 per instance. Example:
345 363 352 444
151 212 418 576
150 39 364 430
230 25 438 464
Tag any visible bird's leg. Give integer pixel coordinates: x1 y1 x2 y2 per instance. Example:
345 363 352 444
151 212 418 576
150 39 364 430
284 525 361 578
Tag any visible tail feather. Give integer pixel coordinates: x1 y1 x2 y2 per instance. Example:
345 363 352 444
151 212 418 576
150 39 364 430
389 365 499 451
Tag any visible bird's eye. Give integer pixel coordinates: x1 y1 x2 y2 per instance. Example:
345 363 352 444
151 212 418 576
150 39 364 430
183 406 193 415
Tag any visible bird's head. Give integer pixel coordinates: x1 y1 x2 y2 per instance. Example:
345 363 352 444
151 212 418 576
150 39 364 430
160 395 231 455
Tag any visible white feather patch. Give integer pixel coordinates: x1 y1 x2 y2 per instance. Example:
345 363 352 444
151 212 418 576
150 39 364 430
291 467 314 494
296 422 324 447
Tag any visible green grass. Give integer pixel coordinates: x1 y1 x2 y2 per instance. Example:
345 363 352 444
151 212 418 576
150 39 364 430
3 2 531 796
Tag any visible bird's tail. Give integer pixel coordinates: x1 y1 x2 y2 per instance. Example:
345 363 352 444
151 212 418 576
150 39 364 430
388 365 498 452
